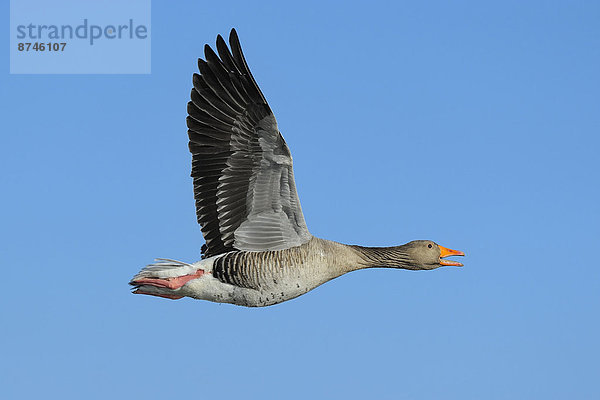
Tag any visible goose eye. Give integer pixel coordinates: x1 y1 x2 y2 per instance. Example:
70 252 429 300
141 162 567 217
428 244 432 248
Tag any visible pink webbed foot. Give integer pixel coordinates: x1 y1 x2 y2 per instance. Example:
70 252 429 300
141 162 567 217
130 269 205 300
131 269 204 290
132 288 184 300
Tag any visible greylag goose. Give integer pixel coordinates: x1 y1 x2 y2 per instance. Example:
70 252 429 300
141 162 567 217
130 29 464 307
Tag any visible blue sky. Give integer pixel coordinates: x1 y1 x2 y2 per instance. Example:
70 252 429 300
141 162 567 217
2 1 599 398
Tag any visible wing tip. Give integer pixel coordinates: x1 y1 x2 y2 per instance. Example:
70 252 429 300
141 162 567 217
229 28 241 51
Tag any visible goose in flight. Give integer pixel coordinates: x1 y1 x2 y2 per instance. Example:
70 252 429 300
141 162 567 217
130 29 464 307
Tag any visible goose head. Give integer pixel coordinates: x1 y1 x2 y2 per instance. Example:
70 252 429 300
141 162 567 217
403 240 465 270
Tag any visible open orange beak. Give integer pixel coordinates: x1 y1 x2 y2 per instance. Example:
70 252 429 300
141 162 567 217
439 245 465 266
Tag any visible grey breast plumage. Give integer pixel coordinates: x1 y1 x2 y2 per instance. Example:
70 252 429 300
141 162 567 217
187 29 312 258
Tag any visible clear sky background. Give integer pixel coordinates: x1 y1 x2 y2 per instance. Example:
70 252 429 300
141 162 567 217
2 1 599 399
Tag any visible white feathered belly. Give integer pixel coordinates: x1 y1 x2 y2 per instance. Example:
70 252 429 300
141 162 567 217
181 256 330 307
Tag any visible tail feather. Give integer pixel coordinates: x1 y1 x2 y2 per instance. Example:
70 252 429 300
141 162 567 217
130 258 199 282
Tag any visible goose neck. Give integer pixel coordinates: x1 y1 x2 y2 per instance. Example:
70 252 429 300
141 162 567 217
350 244 416 270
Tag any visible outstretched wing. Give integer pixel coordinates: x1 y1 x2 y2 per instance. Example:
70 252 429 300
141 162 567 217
187 29 311 259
